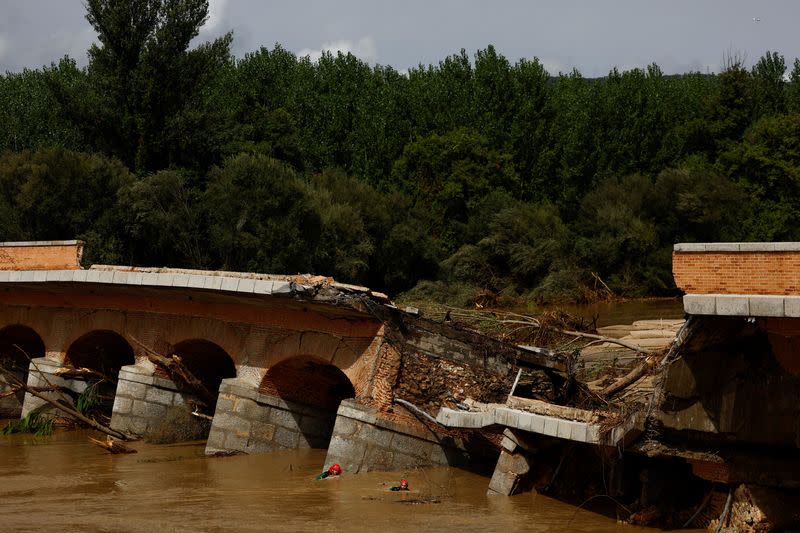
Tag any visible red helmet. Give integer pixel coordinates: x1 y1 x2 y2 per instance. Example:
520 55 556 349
400 479 409 488
329 463 342 475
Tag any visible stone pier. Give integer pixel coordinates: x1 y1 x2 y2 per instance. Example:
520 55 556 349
487 430 534 496
21 357 96 417
205 378 337 455
109 365 207 440
322 399 472 474
0 371 25 418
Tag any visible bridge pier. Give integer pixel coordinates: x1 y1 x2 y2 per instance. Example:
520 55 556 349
205 378 336 455
322 399 471 474
21 357 97 417
109 365 209 440
487 430 534 496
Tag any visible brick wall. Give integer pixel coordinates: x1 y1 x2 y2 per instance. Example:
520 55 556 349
673 244 800 295
0 241 83 270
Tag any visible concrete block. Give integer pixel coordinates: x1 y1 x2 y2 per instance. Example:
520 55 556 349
272 282 292 294
33 270 47 282
785 297 800 318
773 242 800 251
253 280 274 294
0 271 10 282
128 272 143 285
542 416 559 437
683 294 716 315
518 412 534 432
504 410 520 429
673 243 707 252
16 271 35 282
154 273 173 286
171 274 189 287
221 277 239 292
187 275 205 288
739 242 776 252
203 276 223 290
569 421 588 442
715 295 749 316
530 414 546 434
97 270 114 283
111 271 129 284
73 270 88 282
45 270 61 282
59 270 75 282
705 242 740 252
556 420 572 439
237 278 256 293
749 296 785 317
141 272 159 286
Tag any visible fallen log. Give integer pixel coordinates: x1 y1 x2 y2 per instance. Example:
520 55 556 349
89 435 137 454
599 354 660 398
0 385 65 399
0 367 132 441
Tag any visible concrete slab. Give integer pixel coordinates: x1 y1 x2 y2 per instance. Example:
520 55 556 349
715 295 750 316
749 296 785 317
683 294 716 315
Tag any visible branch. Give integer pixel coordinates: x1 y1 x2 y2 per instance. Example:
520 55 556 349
500 320 656 354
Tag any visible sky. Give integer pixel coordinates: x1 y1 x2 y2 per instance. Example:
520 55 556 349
1 0 799 77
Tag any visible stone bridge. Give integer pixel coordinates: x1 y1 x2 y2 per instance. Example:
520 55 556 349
0 240 558 474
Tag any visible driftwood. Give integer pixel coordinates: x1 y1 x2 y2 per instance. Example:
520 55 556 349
599 354 660 398
0 366 132 440
128 335 215 408
506 395 612 423
0 385 64 399
89 435 137 454
54 366 115 383
501 319 656 355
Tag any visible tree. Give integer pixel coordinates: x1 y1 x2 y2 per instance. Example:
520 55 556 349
52 0 232 173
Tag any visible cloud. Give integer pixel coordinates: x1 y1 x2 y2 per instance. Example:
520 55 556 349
0 34 8 64
297 36 377 63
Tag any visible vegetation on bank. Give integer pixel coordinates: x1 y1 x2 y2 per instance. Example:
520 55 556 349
2 1 800 304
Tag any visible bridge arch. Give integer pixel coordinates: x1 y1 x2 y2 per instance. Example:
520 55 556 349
172 339 237 401
260 354 355 411
0 325 45 417
65 330 135 377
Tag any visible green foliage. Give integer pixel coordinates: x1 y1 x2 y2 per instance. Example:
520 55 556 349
6 10 800 305
1 412 55 437
76 383 100 415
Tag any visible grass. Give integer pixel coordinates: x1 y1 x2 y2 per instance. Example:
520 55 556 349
1 411 55 437
76 382 100 415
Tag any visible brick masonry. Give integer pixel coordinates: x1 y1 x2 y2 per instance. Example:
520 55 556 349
322 399 471 474
109 364 205 439
205 378 338 455
0 241 83 271
673 243 800 296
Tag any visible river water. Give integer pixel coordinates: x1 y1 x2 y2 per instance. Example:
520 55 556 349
0 430 664 533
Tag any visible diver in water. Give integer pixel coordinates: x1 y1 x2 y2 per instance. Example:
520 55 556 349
316 463 342 480
389 479 409 491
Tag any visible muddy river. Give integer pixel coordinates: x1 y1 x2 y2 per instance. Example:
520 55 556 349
0 429 673 533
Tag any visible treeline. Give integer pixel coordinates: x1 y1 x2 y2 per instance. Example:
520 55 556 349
2 0 800 303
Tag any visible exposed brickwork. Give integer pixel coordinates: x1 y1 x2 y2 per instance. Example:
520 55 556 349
673 251 800 295
690 459 731 482
0 242 83 270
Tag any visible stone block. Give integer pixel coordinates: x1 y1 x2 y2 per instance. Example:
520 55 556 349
299 414 332 438
131 400 166 419
330 415 359 437
224 432 250 451
250 420 276 442
206 427 226 449
749 296 785 317
111 271 128 284
530 414 546 434
203 276 223 290
212 412 247 432
269 407 301 429
673 243 707 252
325 435 367 473
556 420 572 439
389 432 433 461
233 397 266 420
715 295 750 316
113 396 133 415
273 426 299 449
145 386 176 406
171 274 189 287
683 294 716 315
390 451 423 470
33 270 47 282
569 421 588 442
364 447 394 469
187 275 205 288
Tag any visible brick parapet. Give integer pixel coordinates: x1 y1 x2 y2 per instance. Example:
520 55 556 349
0 241 83 271
673 243 800 296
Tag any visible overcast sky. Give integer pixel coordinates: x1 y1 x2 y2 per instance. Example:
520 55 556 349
1 0 799 77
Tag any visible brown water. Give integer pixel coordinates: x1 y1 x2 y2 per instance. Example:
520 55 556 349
538 298 685 328
0 430 664 533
